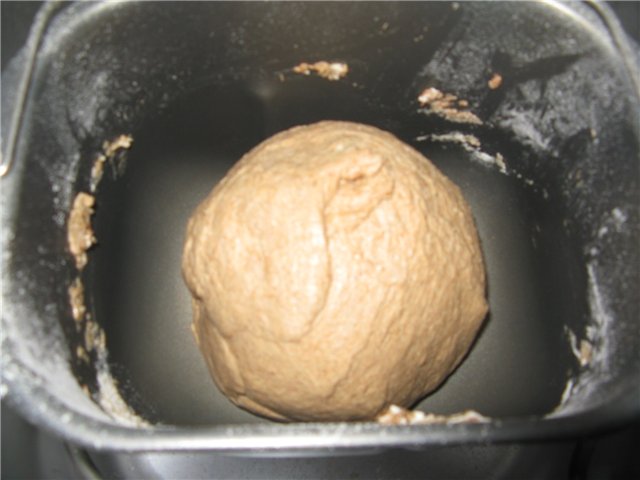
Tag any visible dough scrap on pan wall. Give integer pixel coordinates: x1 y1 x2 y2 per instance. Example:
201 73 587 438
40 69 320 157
182 121 488 422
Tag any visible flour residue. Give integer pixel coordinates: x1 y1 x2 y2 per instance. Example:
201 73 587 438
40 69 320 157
497 110 551 153
416 132 508 175
95 348 149 428
550 260 616 416
565 326 593 368
584 262 613 370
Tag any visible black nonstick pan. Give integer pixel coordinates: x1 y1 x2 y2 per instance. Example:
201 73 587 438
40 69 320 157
1 0 638 457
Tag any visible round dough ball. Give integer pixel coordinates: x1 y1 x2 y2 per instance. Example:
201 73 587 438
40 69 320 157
182 121 488 422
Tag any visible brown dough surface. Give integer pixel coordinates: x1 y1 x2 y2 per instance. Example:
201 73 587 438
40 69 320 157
182 121 488 421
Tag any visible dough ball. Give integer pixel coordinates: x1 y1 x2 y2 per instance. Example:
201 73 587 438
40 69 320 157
182 121 488 422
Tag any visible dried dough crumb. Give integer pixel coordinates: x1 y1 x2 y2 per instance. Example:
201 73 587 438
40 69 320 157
76 345 90 363
91 134 133 192
67 192 96 270
293 61 349 81
376 405 490 425
488 73 503 90
417 87 482 125
102 134 133 157
68 277 87 327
